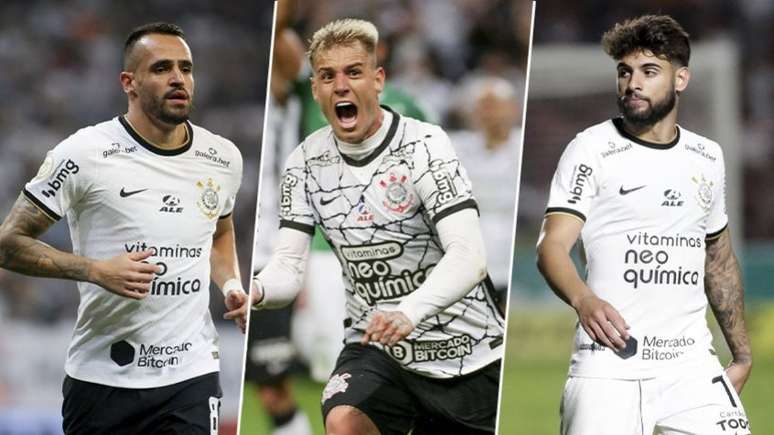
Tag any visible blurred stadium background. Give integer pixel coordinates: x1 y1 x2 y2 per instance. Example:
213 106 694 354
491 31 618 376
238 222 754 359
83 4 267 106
242 0 529 434
0 1 271 433
500 1 774 434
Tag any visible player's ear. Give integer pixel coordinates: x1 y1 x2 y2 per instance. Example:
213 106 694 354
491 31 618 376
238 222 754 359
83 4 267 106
374 66 385 94
120 71 136 96
674 66 690 93
310 76 320 103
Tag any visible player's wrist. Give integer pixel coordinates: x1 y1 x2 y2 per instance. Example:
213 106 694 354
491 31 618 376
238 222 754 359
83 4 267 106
250 278 265 309
569 292 595 310
221 278 244 298
85 258 102 285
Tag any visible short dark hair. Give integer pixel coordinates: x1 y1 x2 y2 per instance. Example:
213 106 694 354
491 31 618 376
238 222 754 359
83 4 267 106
123 22 186 70
601 15 690 66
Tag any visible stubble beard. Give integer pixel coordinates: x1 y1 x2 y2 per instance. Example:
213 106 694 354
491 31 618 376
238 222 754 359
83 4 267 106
617 86 676 128
141 92 192 125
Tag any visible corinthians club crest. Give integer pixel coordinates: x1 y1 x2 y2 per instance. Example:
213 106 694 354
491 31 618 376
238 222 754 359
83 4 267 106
196 177 221 219
379 171 415 213
691 174 714 211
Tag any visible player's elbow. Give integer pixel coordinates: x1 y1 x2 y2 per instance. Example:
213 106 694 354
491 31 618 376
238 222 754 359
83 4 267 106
471 250 487 283
0 229 17 268
535 239 553 278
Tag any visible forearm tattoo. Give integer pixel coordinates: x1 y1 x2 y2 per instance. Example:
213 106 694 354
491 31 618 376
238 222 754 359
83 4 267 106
705 230 752 364
0 193 90 281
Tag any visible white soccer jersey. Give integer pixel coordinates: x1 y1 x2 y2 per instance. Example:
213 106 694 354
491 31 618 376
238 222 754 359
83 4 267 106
24 116 243 388
546 118 727 379
279 108 504 378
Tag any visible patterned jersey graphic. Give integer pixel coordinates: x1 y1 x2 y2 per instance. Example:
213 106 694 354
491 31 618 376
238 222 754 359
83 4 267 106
279 109 503 378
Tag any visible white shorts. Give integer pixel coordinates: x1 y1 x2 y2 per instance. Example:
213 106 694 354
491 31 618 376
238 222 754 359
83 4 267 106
560 368 751 435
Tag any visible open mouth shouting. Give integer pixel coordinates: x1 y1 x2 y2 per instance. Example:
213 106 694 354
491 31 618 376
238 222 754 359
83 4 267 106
335 101 358 130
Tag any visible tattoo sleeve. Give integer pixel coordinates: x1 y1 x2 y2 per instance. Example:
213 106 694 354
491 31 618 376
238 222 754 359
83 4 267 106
705 229 752 364
0 193 92 281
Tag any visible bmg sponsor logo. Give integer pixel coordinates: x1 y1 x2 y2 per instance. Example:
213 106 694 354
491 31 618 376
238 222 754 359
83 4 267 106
280 173 298 216
341 242 431 305
41 159 79 198
567 164 593 204
386 335 474 364
428 159 457 204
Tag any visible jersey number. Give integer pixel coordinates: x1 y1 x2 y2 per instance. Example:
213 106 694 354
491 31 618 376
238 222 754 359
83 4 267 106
712 375 737 408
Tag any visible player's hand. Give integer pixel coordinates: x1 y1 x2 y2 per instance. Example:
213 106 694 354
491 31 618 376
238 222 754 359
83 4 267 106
573 294 630 351
89 250 160 300
223 290 248 334
361 311 415 346
725 359 752 394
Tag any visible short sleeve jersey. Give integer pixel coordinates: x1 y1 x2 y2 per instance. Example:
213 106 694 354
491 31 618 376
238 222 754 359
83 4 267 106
546 118 727 379
24 116 243 388
279 107 504 378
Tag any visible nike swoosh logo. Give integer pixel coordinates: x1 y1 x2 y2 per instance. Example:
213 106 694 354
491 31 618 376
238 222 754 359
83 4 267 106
120 187 148 198
320 196 337 206
619 185 646 195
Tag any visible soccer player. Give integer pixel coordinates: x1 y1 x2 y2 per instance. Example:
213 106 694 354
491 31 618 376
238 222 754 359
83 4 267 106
252 18 504 435
537 15 752 435
0 23 246 434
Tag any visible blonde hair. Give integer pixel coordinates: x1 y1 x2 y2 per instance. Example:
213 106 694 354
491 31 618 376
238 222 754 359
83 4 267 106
308 18 379 67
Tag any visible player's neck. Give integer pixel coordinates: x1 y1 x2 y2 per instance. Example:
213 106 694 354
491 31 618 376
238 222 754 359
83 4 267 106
337 109 391 159
124 109 188 150
621 110 679 144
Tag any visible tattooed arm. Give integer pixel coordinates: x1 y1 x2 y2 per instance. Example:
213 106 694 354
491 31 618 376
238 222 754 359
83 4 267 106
705 228 752 393
0 193 158 299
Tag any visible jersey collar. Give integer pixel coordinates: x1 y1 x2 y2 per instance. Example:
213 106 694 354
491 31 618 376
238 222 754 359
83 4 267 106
612 117 680 150
337 105 400 167
119 115 193 156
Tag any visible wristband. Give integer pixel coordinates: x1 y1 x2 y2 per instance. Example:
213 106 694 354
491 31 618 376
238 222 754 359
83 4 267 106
221 278 244 297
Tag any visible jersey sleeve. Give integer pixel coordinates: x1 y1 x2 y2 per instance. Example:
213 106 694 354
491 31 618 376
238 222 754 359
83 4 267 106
705 146 729 239
23 133 95 221
545 136 599 223
277 145 316 235
219 140 244 219
413 126 477 224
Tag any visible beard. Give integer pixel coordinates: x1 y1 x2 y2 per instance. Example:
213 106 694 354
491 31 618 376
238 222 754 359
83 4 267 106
140 89 193 125
617 86 676 128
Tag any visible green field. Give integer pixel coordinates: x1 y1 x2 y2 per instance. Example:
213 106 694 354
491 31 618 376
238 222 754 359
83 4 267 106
240 378 327 435
498 305 774 434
